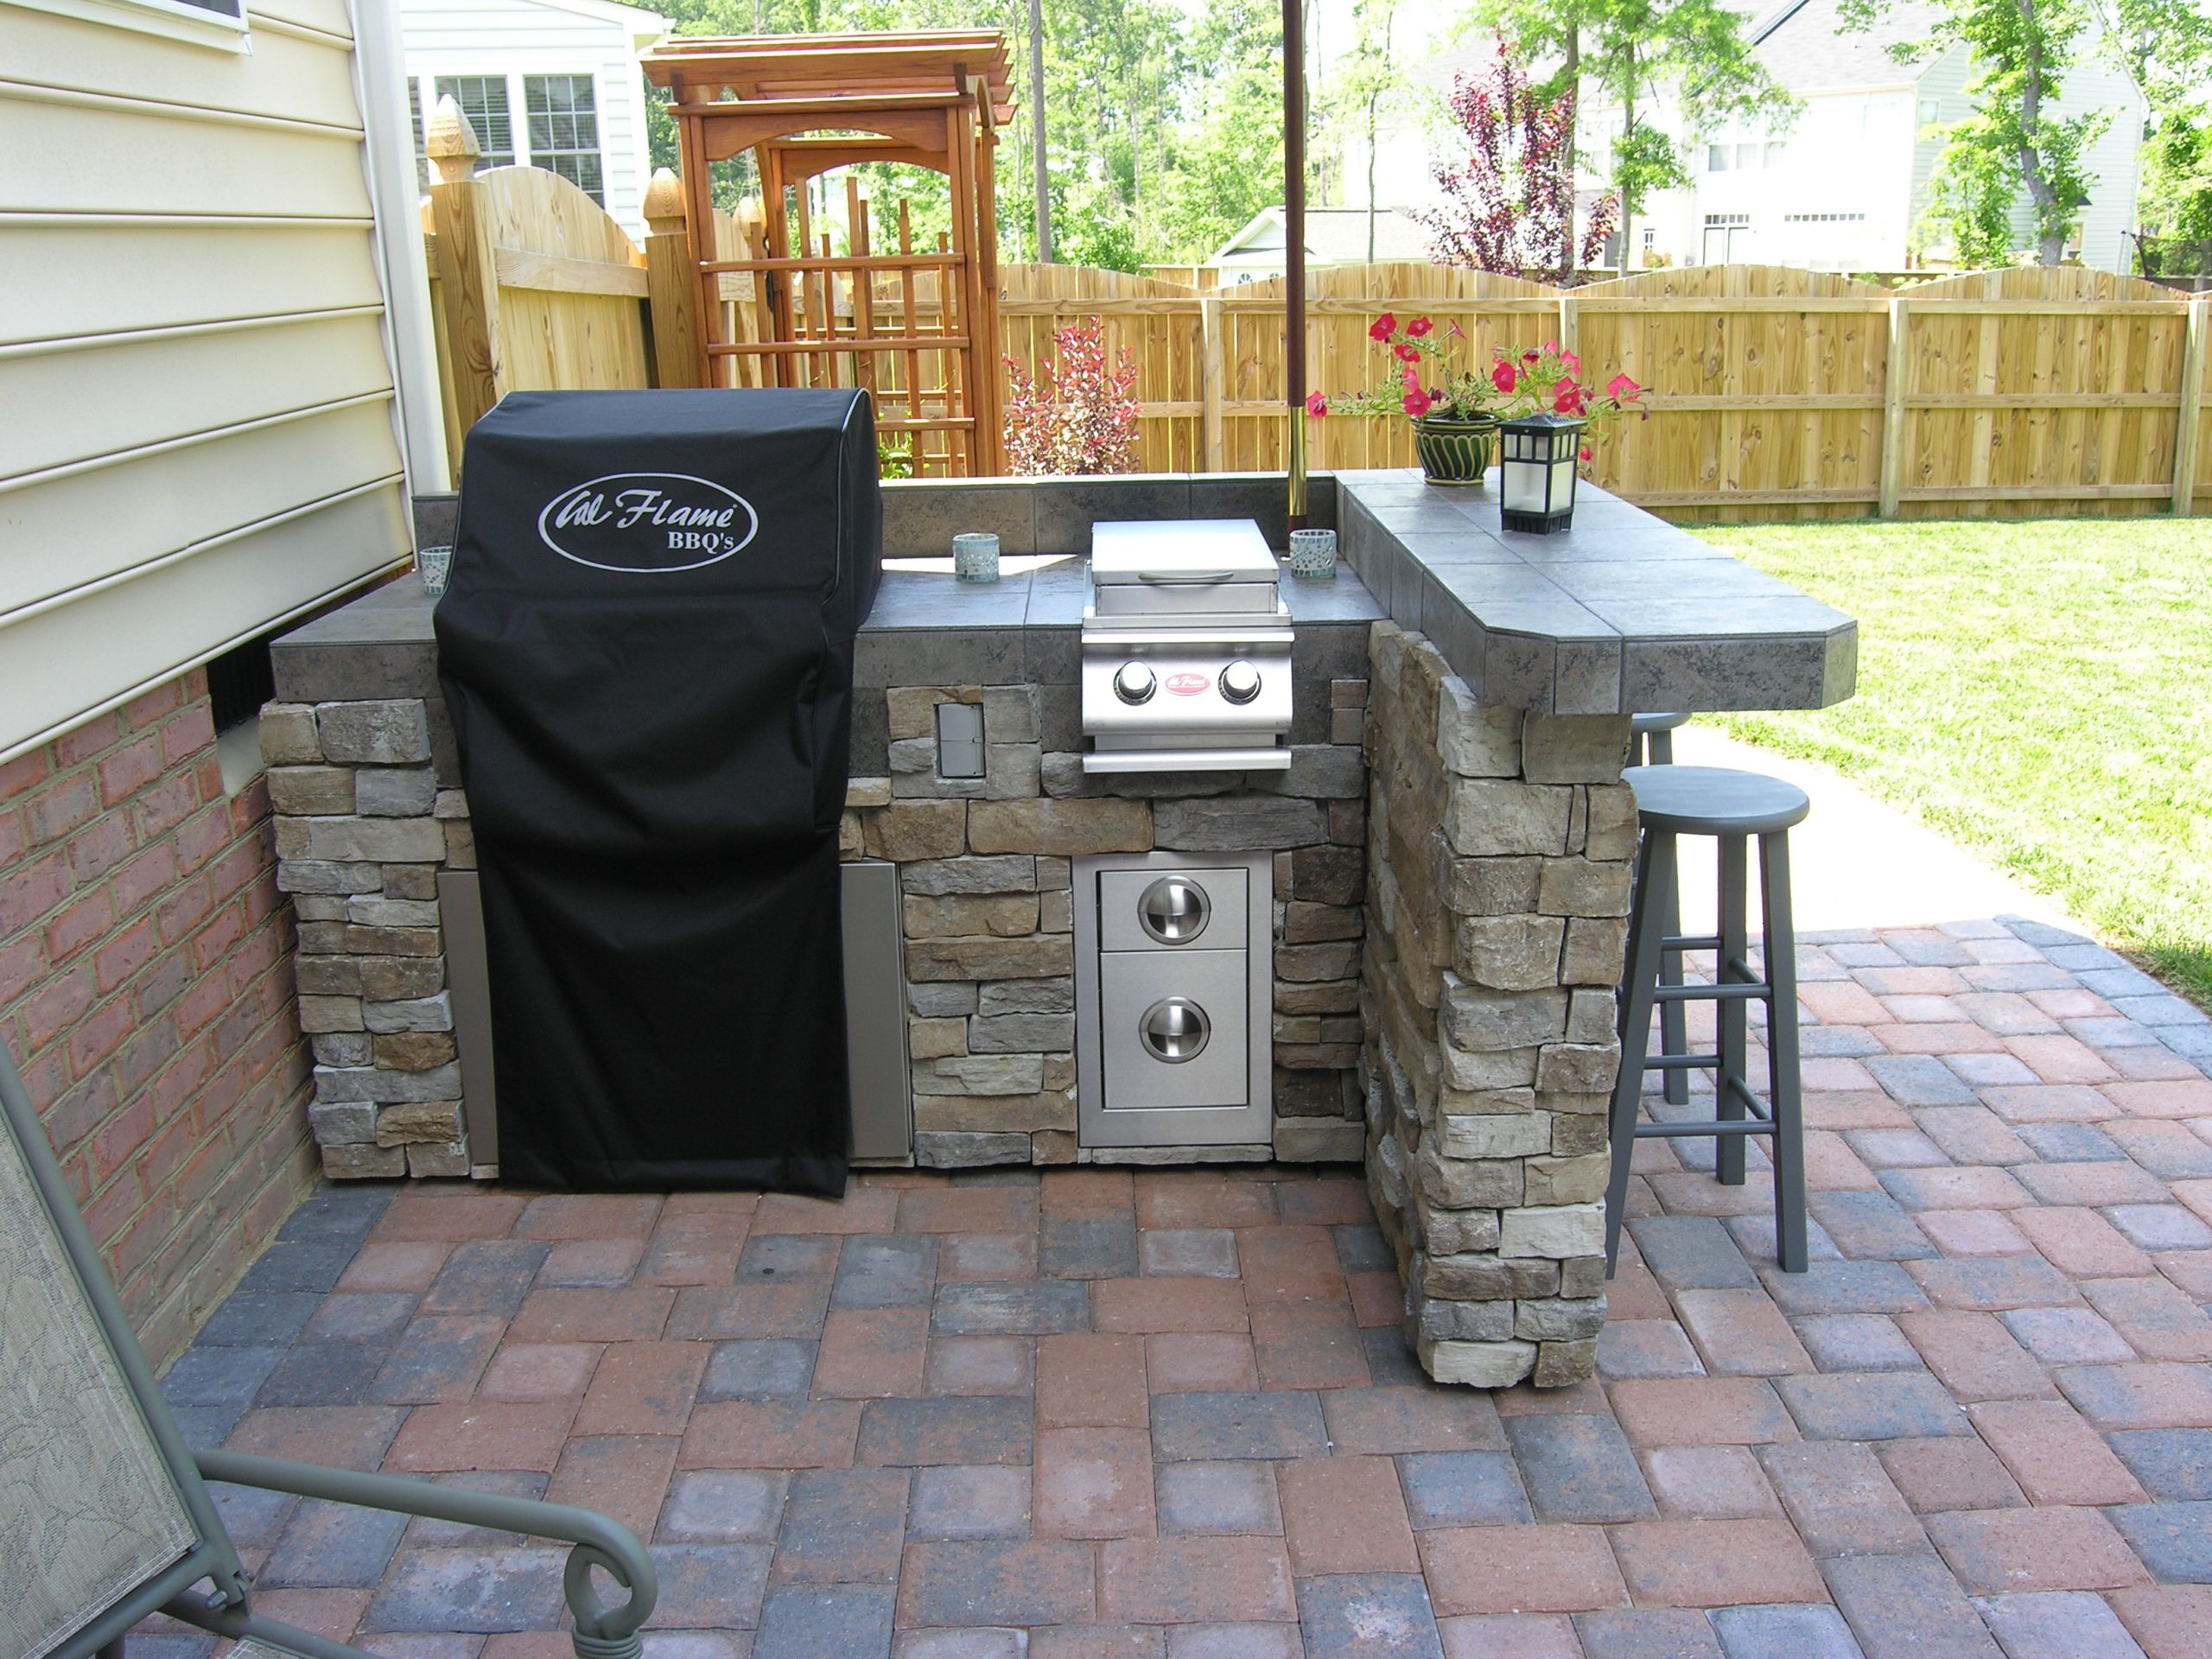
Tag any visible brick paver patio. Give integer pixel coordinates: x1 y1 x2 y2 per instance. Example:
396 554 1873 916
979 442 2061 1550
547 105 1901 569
137 909 2212 1659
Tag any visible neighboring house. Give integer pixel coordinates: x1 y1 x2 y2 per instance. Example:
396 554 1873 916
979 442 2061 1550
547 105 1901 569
1338 0 2146 273
1658 0 2146 271
0 0 442 1365
1205 204 1437 283
398 0 667 240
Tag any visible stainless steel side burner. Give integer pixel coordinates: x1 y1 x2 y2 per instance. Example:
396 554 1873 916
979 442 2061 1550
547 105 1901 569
1080 519 1294 773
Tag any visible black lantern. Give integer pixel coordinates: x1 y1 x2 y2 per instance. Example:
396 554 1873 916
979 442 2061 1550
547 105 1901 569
1498 412 1586 534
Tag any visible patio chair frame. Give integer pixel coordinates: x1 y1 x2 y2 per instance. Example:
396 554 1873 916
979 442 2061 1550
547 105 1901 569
1 1040 656 1659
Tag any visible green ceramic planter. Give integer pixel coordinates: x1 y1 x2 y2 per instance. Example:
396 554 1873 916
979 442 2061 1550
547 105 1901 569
1411 414 1499 486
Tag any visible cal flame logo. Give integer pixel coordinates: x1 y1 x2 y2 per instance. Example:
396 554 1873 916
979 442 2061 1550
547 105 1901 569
537 473 760 573
1165 671 1211 696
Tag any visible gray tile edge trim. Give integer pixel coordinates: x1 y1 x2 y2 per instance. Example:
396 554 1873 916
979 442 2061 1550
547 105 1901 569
1338 473 1856 715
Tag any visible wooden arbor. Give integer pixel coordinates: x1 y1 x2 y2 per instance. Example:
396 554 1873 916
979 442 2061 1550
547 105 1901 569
644 31 1014 474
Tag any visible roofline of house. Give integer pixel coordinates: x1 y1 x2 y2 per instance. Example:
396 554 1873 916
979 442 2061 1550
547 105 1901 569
521 0 671 41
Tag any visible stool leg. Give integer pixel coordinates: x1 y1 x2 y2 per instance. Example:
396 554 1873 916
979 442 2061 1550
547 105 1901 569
1606 830 1676 1274
1761 829 1808 1273
1715 833 1749 1186
1659 876 1688 1108
1649 728 1674 766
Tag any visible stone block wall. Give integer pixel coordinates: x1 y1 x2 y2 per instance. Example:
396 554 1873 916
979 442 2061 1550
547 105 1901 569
271 657 1372 1175
839 669 1370 1167
0 669 317 1368
1360 620 1634 1389
261 696 475 1180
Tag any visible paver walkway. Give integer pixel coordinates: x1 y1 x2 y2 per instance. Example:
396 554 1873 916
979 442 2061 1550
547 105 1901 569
138 753 2212 1659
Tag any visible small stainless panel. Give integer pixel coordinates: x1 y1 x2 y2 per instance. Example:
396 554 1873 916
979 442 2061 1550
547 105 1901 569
1099 866 1247 954
842 859 913 1163
934 702 985 779
438 869 497 1170
1099 948 1247 1110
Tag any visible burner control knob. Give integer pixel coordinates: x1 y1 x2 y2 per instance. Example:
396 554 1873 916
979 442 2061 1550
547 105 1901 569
1113 662 1156 704
1219 659 1262 705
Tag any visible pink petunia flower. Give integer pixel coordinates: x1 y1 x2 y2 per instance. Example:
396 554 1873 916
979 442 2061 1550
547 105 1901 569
1579 446 1593 462
1402 387 1433 417
1306 390 1329 418
1491 360 1518 394
1370 314 1397 342
1606 372 1643 403
1406 317 1434 338
1395 343 1422 363
1554 379 1587 416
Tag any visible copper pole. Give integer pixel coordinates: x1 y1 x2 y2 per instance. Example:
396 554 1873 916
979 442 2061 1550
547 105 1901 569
1284 0 1307 530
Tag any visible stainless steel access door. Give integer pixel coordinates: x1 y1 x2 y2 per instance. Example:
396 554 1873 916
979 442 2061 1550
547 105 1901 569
1099 949 1249 1110
1075 850 1273 1149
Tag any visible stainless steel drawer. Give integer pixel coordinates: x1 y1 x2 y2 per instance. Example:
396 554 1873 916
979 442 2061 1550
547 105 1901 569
1097 866 1249 954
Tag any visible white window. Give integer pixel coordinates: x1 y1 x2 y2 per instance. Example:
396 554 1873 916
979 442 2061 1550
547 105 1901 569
430 74 518 170
1708 143 1731 172
1702 213 1752 262
524 74 605 206
1736 142 1759 169
15 0 246 48
1765 140 1787 167
411 73 605 207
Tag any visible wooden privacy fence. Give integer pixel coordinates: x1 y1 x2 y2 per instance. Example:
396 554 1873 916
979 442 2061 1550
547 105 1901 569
1017 261 2212 521
420 137 2212 518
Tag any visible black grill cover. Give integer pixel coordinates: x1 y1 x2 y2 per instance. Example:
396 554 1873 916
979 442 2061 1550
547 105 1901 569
435 389 880 1196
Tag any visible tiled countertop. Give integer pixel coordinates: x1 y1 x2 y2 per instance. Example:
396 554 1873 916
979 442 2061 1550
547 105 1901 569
1337 469 1855 715
276 467 1852 717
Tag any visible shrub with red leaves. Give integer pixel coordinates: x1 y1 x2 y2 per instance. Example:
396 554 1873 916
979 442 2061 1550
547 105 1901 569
1415 37 1618 284
1002 316 1141 476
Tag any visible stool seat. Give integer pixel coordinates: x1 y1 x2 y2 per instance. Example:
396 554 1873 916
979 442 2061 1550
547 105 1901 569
1626 765 1810 837
1630 712 1688 734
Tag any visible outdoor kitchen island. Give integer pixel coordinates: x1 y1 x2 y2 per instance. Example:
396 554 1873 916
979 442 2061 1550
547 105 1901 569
264 468 1854 1389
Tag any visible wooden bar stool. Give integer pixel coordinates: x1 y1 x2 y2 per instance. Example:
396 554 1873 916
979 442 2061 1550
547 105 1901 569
1629 713 1691 1103
1606 764 1811 1274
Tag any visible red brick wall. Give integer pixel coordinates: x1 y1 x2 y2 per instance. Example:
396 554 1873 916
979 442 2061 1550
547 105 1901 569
0 669 318 1369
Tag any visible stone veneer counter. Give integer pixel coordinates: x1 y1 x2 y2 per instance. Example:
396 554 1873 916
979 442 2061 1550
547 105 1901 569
264 469 1853 1391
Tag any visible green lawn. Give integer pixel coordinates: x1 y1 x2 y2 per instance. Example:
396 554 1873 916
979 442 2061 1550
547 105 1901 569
1686 515 2212 1009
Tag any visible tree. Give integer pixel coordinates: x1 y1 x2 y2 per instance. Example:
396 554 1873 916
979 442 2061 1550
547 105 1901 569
1841 0 2107 266
1029 0 1052 261
1468 0 1794 272
1416 36 1618 280
1323 0 1414 262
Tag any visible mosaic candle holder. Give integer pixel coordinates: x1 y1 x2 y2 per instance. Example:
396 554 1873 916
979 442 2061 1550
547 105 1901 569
416 545 454 599
953 531 1001 583
1287 528 1338 580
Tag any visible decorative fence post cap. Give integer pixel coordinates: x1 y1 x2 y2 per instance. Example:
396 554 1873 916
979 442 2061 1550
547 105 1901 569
642 168 688 232
426 94 481 185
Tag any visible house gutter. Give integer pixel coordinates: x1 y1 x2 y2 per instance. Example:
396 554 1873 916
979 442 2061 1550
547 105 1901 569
350 0 451 505
1284 0 1306 530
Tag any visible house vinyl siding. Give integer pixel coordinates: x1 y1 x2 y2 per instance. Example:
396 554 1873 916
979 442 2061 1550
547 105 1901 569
0 0 410 766
398 0 661 238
